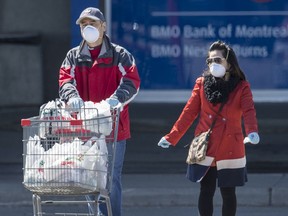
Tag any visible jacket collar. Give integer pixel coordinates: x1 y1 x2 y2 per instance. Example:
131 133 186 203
77 34 113 64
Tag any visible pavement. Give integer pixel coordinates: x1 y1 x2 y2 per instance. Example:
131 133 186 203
0 170 288 216
0 103 288 215
122 173 288 207
1 168 287 207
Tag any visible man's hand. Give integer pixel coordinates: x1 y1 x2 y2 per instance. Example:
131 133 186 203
106 97 123 110
67 97 84 111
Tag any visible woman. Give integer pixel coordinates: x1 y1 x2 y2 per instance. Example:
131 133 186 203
157 40 260 216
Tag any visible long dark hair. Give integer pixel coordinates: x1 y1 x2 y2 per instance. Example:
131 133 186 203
208 40 246 80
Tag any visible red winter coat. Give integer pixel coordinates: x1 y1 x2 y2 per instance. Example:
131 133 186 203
59 35 140 141
165 77 258 186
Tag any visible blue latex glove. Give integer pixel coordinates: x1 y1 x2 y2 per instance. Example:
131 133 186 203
244 132 260 145
157 137 171 148
67 97 84 110
106 97 120 107
106 97 123 110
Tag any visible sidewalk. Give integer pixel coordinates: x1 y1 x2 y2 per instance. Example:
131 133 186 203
0 172 287 207
122 173 288 207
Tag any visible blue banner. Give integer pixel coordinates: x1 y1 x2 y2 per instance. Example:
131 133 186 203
111 0 288 90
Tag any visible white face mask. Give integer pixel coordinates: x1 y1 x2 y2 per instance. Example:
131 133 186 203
209 63 226 78
82 25 100 44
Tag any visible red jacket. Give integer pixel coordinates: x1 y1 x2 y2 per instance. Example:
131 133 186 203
165 77 258 162
59 36 140 141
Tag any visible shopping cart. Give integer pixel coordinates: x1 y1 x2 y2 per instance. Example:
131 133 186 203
21 103 120 216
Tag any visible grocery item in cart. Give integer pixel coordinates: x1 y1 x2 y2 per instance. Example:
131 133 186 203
82 136 108 189
39 100 113 137
25 135 44 169
77 100 113 135
24 136 108 190
39 100 72 137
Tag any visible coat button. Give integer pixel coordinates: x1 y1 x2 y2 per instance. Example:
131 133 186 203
229 152 233 155
209 115 212 118
222 118 226 121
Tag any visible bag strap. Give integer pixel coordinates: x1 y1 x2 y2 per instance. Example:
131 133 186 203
208 102 225 133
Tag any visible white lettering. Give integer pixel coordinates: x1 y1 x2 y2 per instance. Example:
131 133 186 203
232 45 268 57
235 25 288 38
183 24 216 38
183 45 207 57
151 44 181 58
150 25 181 38
218 24 232 38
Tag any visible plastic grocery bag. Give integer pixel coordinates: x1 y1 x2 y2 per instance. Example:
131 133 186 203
81 136 108 190
39 100 72 137
43 138 84 182
77 101 112 135
24 135 108 190
24 137 84 183
25 135 44 168
24 135 46 183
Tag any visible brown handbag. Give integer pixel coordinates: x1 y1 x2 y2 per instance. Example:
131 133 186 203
186 103 225 164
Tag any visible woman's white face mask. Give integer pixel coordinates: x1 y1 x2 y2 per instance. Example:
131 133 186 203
82 25 100 43
209 63 226 78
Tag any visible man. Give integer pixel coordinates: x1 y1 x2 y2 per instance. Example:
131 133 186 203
59 7 140 216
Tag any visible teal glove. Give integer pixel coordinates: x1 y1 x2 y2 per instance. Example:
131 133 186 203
106 97 123 110
244 132 260 145
157 137 171 148
67 97 84 110
106 97 120 107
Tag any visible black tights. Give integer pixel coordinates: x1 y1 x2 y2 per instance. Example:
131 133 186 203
198 167 237 216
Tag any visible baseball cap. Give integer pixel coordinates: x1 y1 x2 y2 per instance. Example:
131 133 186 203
76 7 105 25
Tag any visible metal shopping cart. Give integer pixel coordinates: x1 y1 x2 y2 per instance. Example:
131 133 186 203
21 102 120 216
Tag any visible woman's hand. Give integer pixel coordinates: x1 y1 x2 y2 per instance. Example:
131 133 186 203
244 132 260 145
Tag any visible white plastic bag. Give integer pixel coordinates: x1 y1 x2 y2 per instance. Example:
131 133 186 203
39 100 73 137
24 135 46 183
81 136 108 190
77 101 112 135
25 135 43 168
24 134 109 191
43 138 84 182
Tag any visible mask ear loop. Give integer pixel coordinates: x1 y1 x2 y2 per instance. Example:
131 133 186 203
209 41 218 51
224 46 232 81
225 47 230 60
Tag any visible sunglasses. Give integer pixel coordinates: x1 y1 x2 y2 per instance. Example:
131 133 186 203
206 57 226 65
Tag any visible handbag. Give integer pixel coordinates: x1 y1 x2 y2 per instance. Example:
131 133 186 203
186 103 225 164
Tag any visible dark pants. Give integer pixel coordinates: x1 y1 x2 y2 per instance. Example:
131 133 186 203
198 167 237 216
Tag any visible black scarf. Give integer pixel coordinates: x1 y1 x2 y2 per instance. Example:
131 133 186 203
204 74 240 104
